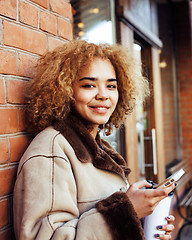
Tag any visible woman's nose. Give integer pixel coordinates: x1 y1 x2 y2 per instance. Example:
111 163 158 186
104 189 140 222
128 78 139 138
95 87 109 100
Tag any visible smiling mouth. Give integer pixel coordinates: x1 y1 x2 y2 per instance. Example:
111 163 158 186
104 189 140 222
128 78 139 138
90 105 109 109
90 106 109 113
93 107 108 109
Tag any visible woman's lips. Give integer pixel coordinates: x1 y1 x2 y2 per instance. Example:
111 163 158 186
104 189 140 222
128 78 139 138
89 105 109 114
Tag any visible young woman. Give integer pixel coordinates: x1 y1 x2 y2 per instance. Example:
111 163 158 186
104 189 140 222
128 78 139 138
13 40 175 240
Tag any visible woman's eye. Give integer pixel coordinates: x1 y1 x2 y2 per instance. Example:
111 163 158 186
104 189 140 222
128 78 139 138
81 84 95 88
107 84 117 89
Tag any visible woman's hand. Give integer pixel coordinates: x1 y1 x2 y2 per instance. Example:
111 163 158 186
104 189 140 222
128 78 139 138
126 180 175 219
155 215 175 239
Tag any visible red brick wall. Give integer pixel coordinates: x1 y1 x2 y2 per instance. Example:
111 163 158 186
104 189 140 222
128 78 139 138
158 1 192 170
173 1 192 167
156 2 192 238
0 0 73 238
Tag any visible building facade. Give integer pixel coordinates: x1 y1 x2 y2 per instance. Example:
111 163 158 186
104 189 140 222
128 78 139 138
0 0 191 239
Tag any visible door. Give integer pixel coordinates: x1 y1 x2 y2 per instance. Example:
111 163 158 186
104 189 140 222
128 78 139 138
134 42 158 183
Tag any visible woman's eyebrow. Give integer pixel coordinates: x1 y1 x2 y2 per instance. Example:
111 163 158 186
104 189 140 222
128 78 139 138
79 77 117 82
79 77 96 81
107 78 118 82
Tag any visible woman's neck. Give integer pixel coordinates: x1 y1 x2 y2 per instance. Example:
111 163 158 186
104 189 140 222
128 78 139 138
70 108 99 139
88 125 99 139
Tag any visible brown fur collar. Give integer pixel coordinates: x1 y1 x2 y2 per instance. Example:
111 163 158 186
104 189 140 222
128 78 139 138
54 113 130 179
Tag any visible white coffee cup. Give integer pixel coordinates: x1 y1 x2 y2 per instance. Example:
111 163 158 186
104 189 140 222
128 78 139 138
144 193 173 240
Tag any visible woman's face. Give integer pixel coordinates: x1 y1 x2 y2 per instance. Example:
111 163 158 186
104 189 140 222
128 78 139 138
73 57 119 134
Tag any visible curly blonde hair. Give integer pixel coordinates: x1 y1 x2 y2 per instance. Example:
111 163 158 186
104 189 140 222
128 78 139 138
26 39 150 134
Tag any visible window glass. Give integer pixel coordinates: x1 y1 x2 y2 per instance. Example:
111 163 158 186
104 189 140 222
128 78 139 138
71 0 115 44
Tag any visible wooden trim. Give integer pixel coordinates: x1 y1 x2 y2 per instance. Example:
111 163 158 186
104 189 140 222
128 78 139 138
119 21 134 48
124 111 140 184
118 22 139 184
151 47 165 183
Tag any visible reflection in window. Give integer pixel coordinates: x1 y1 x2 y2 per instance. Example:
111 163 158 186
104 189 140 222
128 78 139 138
71 0 115 44
82 21 113 44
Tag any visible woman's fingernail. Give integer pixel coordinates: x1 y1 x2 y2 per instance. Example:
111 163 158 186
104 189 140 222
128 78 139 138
157 225 162 230
167 216 170 220
155 234 160 238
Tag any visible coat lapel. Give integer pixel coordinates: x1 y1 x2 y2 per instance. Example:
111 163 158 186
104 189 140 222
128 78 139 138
54 113 131 179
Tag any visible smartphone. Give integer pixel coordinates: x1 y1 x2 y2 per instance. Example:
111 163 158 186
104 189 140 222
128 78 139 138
154 169 185 189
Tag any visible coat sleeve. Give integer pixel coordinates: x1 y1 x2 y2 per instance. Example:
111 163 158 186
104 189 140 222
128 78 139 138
14 155 144 240
95 192 145 240
75 191 145 240
13 153 80 240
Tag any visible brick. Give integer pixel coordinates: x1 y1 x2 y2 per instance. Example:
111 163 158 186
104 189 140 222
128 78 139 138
0 0 17 20
19 1 38 28
57 18 73 40
0 109 18 134
7 79 27 104
18 53 38 78
0 138 9 164
47 36 66 51
40 11 57 35
10 135 31 162
30 0 48 9
0 49 17 75
50 0 72 20
3 21 47 55
0 199 9 228
0 167 17 196
18 108 28 132
0 78 6 104
0 20 2 43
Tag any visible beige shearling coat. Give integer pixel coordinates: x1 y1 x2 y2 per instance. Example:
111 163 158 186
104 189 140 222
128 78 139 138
13 113 145 240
